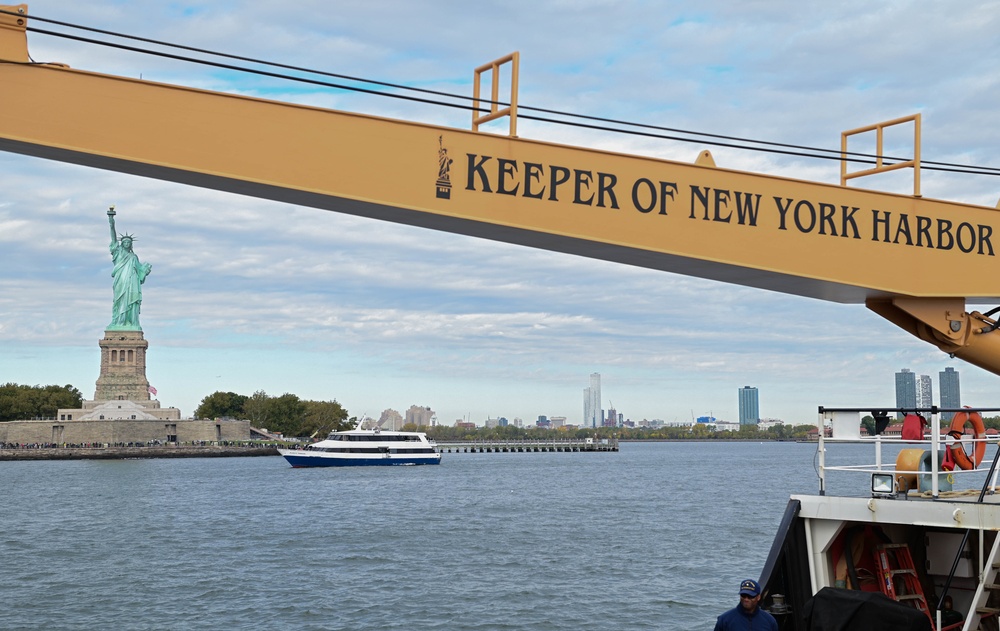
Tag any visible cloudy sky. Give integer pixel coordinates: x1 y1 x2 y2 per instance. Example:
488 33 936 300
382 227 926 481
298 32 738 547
3 1 1000 426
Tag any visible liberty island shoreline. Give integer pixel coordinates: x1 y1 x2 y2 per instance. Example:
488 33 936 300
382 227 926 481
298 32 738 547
0 443 279 460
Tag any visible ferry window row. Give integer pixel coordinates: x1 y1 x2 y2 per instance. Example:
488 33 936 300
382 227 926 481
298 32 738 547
330 435 421 442
308 447 435 454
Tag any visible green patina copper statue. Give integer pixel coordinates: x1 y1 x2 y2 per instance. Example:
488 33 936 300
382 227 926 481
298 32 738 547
106 206 152 331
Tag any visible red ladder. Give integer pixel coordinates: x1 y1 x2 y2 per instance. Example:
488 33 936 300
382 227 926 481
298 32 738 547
875 544 934 626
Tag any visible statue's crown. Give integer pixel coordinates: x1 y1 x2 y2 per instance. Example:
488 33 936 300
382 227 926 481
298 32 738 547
119 232 136 241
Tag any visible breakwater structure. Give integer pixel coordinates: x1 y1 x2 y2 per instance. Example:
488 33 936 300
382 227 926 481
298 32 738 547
0 443 280 461
435 437 618 453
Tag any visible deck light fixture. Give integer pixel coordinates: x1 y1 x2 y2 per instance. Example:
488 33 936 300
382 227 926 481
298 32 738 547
871 472 896 498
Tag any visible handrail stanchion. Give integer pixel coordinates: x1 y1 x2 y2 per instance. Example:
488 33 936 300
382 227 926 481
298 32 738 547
818 433 826 496
931 409 939 498
991 438 1000 491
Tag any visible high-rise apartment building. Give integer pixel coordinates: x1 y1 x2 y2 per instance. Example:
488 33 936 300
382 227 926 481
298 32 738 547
738 386 759 425
405 405 435 427
583 372 601 429
940 367 962 420
894 369 917 418
917 374 933 410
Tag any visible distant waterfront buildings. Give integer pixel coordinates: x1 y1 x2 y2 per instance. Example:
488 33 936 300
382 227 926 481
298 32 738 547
405 405 435 427
378 408 404 430
894 369 917 418
940 367 962 420
738 386 759 425
583 372 601 429
758 419 785 430
604 406 618 427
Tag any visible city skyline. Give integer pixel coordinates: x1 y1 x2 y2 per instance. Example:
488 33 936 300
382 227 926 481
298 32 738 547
4 2 1000 426
894 367 963 419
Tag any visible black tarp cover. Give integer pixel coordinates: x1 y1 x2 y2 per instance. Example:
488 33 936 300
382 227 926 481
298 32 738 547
802 587 932 631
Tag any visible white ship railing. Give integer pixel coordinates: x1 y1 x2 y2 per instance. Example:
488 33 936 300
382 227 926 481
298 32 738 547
816 406 1000 498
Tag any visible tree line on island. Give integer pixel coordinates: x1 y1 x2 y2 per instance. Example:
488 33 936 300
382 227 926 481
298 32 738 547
4 383 977 442
0 383 353 439
194 390 352 438
0 383 84 421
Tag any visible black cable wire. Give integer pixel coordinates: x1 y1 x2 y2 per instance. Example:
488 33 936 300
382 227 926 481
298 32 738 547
22 9 1000 173
25 26 481 113
6 28 919 171
0 13 947 166
17 18 901 166
8 7 1000 177
14 9 475 105
14 8 880 162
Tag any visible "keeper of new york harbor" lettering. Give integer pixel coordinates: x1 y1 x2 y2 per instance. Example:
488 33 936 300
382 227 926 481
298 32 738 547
463 153 994 256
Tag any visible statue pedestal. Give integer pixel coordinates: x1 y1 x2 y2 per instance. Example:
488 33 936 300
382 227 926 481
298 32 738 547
94 329 151 402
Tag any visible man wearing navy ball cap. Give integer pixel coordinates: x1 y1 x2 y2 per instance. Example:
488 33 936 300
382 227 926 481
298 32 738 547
713 579 778 630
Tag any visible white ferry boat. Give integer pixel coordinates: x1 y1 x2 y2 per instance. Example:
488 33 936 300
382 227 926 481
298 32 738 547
278 426 442 467
758 406 1000 631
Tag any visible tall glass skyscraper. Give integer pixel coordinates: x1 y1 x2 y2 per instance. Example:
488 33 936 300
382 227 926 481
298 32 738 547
583 372 601 429
895 368 917 418
738 386 759 425
939 367 961 420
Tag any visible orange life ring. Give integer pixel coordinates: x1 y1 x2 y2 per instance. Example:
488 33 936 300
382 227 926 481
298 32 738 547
948 408 986 470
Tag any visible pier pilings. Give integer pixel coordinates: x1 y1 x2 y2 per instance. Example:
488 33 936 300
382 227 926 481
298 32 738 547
435 438 618 453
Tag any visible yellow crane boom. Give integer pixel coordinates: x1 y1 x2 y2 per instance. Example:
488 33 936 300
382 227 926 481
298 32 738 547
3 5 1000 375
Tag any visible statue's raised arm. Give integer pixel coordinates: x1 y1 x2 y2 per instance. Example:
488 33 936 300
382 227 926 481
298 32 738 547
108 205 118 247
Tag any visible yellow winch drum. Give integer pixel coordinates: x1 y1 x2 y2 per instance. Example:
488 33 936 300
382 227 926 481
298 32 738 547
895 449 952 493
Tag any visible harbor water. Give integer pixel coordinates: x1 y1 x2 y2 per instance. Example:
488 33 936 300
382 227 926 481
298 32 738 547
1 441 825 630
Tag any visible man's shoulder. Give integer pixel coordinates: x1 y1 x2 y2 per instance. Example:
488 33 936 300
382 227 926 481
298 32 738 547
714 605 742 626
717 604 740 618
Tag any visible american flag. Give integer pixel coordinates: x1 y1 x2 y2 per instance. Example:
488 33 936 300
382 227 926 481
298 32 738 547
148 385 158 395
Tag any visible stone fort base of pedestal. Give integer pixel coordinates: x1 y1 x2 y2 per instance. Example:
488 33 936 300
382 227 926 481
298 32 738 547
0 417 251 445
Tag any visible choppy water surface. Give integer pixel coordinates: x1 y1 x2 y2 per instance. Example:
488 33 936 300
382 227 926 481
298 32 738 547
0 441 826 630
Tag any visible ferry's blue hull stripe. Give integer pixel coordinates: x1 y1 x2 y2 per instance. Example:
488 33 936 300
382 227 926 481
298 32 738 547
282 455 441 467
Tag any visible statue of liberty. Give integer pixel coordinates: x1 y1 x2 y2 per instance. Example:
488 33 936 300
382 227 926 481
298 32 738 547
106 206 152 331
